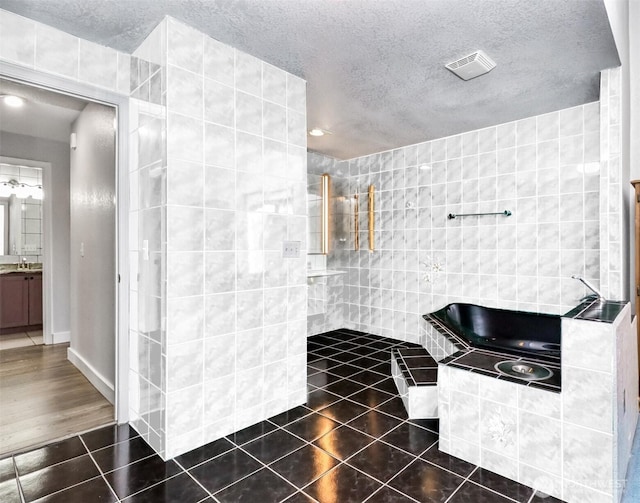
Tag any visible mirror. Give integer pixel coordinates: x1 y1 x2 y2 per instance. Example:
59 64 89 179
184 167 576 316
0 163 43 260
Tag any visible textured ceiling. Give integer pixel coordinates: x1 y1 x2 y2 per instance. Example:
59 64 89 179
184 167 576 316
0 78 87 142
0 0 620 159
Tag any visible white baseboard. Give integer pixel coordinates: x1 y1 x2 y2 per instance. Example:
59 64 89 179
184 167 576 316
51 331 70 344
67 347 115 404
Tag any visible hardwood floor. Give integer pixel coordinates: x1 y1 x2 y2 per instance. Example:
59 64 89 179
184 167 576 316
0 342 114 456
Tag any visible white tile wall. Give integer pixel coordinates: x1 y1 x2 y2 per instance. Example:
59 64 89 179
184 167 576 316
127 16 308 460
306 152 351 335
599 67 624 300
311 102 602 343
159 17 307 459
0 9 130 95
128 18 168 457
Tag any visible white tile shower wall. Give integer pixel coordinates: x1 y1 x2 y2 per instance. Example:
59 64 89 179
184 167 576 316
306 152 350 335
307 274 345 335
128 19 168 457
599 67 625 300
335 103 601 343
0 8 130 95
160 17 307 459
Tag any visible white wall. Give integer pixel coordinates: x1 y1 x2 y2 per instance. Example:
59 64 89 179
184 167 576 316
69 102 116 399
0 131 70 337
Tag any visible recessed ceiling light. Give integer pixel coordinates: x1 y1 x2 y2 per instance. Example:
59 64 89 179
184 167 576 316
308 128 331 137
1 95 25 108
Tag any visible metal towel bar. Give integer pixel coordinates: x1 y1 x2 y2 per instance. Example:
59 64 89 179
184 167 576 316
447 210 512 220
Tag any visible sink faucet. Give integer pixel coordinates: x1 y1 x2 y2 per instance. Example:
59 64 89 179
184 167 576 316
571 275 605 301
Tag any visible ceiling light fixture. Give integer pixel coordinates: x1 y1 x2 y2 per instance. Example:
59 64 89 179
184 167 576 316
308 128 332 137
1 94 26 108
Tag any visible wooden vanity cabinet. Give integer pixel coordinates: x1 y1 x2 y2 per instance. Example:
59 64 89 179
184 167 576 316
28 274 43 325
0 272 42 330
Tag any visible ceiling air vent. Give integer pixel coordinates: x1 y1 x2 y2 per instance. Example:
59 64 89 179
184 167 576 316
445 50 496 80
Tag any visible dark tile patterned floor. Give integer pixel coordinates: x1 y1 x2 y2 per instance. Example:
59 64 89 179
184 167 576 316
0 329 564 502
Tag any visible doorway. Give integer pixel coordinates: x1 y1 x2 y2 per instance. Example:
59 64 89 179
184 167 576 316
0 76 122 456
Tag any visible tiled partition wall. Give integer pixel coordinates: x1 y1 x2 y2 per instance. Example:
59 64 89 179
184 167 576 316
319 103 602 343
599 67 625 300
128 21 168 457
132 17 309 459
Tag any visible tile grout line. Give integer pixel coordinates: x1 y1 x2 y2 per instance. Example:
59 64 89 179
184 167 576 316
175 457 220 502
11 455 26 503
441 465 478 503
79 435 122 503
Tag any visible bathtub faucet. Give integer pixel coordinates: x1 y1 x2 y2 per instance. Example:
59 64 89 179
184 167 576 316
571 275 605 301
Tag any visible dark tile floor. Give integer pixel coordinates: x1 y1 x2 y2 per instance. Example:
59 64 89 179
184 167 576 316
0 329 565 502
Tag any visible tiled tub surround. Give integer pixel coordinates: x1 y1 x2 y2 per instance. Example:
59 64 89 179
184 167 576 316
438 302 638 503
1 330 562 503
422 303 562 392
439 349 561 391
427 302 562 361
391 348 439 419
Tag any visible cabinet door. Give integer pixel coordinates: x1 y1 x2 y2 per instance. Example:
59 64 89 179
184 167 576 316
28 274 43 325
0 274 29 328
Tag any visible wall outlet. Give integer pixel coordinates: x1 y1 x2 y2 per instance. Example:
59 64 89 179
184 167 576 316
283 240 301 258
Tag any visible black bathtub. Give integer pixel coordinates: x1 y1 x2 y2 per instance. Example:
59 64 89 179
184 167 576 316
426 303 561 361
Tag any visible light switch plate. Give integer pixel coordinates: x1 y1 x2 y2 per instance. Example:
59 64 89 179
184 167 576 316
283 240 301 258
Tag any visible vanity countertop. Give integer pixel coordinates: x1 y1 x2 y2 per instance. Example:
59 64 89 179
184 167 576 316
0 264 43 275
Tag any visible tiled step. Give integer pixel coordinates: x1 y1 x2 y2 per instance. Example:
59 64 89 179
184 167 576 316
391 348 438 419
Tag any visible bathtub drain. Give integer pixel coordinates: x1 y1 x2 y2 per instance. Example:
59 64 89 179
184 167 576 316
494 360 553 381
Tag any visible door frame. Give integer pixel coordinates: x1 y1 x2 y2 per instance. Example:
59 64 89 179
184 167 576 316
0 60 130 423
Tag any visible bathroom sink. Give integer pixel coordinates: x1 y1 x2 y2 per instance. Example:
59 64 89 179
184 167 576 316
573 301 626 323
